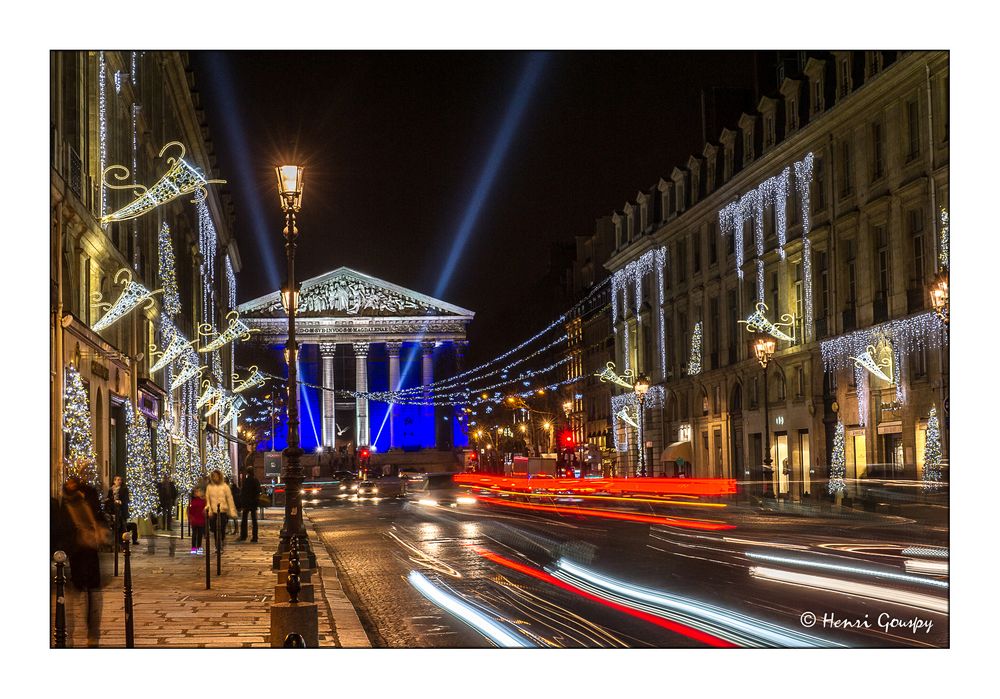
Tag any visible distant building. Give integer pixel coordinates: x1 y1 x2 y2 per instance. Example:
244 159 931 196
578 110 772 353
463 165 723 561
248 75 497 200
598 50 949 495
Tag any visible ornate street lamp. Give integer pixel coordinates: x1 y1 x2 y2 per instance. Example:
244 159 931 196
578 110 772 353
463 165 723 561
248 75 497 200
752 334 777 496
633 374 650 477
930 274 949 325
280 282 301 315
272 164 314 568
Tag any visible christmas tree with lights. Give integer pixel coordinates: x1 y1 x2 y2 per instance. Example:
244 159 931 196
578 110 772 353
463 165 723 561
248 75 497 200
155 419 172 481
158 222 181 317
205 436 233 479
63 365 101 489
923 406 943 485
827 420 846 495
125 401 159 518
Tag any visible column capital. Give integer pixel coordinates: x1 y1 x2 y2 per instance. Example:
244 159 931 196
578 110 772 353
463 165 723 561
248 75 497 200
319 342 337 357
421 341 436 356
385 341 403 357
352 342 369 358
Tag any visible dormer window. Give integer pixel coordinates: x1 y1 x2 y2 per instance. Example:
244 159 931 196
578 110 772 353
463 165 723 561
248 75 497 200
865 51 883 79
838 55 851 99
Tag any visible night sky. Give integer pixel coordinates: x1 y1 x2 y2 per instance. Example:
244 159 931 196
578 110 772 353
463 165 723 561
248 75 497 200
189 51 760 363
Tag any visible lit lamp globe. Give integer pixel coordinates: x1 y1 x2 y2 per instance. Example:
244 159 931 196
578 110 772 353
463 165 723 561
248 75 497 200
753 335 777 368
633 374 651 399
275 165 304 212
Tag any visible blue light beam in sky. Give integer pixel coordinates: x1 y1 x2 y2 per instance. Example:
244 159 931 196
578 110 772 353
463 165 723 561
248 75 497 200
433 51 548 300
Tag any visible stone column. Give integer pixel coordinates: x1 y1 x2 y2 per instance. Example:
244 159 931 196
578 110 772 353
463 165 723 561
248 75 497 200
320 343 337 448
353 342 369 448
421 341 436 448
386 341 403 450
454 340 468 375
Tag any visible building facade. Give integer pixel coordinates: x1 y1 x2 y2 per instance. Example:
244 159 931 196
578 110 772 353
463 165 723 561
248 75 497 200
51 51 240 497
603 50 948 496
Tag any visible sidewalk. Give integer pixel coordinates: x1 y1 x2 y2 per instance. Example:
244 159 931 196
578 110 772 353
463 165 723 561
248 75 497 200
51 508 370 649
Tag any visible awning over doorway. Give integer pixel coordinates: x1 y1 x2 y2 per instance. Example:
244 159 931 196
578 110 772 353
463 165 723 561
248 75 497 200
660 441 692 464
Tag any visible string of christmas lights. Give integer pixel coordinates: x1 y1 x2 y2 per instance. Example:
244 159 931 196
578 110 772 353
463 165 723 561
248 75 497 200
938 207 949 270
99 51 108 221
610 385 665 453
64 365 101 489
155 420 171 480
794 153 815 342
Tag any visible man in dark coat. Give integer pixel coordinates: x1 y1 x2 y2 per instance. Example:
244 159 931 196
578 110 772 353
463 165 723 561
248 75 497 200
239 468 261 542
157 475 178 531
61 477 107 646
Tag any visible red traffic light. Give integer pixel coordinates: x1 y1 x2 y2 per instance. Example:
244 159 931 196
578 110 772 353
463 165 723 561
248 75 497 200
561 432 575 448
469 451 478 461
359 447 370 459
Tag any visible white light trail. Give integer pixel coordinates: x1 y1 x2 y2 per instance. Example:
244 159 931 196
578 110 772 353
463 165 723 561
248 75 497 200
745 552 948 590
407 571 533 648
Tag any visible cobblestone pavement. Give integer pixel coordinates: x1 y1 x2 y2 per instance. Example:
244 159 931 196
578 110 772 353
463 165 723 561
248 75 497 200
51 509 370 649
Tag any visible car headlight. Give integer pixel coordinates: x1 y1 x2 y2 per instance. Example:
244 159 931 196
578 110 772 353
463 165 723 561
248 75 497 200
340 485 347 491
372 487 378 494
418 498 437 506
457 496 477 506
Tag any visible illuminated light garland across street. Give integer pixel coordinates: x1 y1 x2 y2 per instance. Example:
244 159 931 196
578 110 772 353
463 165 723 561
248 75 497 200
199 311 254 353
204 391 231 419
596 361 635 390
150 325 192 373
91 268 161 333
221 396 245 427
611 386 665 453
100 141 227 225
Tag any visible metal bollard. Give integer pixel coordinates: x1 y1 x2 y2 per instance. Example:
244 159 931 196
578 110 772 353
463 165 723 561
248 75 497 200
53 551 68 648
204 518 211 590
216 504 222 576
283 633 306 647
287 535 301 604
122 533 135 648
112 512 119 577
180 499 185 538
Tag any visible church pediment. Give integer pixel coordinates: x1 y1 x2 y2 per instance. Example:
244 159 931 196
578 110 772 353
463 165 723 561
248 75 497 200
238 267 475 320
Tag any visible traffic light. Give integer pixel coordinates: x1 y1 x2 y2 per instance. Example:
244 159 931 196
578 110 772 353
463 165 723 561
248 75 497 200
359 446 370 461
561 431 575 449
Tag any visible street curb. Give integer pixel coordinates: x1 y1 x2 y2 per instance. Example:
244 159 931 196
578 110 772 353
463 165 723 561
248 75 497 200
305 513 372 648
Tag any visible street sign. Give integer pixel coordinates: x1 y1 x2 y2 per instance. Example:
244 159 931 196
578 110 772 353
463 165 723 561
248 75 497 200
263 451 281 478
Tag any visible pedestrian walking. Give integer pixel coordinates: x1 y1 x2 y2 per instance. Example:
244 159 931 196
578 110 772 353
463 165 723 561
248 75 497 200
239 468 261 542
60 476 108 646
205 470 238 552
106 475 138 544
157 474 178 531
227 477 240 536
188 487 207 554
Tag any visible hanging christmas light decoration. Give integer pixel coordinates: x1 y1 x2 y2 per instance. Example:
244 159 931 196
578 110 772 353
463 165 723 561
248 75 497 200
821 311 946 426
149 329 194 373
794 154 815 342
204 391 231 419
617 406 639 429
740 302 796 342
686 321 703 376
220 395 245 428
226 255 237 311
171 358 205 392
98 51 108 220
197 381 223 410
850 340 894 384
596 361 635 390
63 364 101 489
198 310 255 353
233 366 267 393
91 268 162 332
827 420 846 494
100 141 226 225
610 386 665 452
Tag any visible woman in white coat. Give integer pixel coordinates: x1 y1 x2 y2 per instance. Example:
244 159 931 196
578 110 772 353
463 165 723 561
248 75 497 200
204 470 238 551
